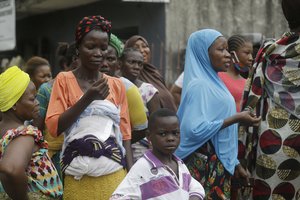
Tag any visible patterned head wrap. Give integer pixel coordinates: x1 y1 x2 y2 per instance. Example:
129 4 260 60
109 34 124 57
75 15 112 46
0 66 30 112
281 0 300 30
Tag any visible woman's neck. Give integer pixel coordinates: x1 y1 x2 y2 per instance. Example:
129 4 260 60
73 67 102 82
0 111 24 136
225 65 241 79
133 79 143 87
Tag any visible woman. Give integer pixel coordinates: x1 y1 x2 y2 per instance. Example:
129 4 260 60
120 48 160 161
45 16 133 200
125 35 177 111
25 56 52 90
219 35 253 112
0 66 63 200
241 0 300 199
175 29 260 199
101 34 148 144
218 34 254 199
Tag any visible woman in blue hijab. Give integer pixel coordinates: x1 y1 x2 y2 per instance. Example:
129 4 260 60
175 29 260 199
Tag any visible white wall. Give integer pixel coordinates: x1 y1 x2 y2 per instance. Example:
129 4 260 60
165 0 289 84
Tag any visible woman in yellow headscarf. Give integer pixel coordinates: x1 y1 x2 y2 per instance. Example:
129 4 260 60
0 66 63 200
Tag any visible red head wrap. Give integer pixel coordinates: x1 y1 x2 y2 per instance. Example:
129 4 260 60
75 15 112 46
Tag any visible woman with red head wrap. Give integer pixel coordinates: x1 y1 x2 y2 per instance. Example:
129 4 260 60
46 16 133 200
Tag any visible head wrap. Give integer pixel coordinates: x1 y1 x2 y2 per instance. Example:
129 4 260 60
0 66 30 112
281 0 300 30
75 15 112 46
124 35 149 49
175 29 239 175
109 34 124 57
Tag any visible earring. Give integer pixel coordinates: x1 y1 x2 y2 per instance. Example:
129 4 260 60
12 105 16 111
76 48 79 56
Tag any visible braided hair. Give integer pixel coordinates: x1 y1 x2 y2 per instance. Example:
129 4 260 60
228 34 250 52
75 15 112 47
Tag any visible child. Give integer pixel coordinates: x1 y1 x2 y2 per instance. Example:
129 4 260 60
110 108 205 200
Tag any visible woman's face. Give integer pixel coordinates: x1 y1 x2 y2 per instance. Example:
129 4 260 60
208 37 231 72
78 30 109 71
32 65 52 89
236 41 254 67
133 39 151 63
15 81 39 121
121 50 144 82
101 45 119 76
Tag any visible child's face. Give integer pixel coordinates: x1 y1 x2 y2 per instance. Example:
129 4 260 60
148 116 180 157
236 41 253 67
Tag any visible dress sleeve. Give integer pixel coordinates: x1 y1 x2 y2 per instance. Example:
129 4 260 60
189 176 205 200
126 84 148 131
181 164 205 199
45 73 69 137
118 81 132 141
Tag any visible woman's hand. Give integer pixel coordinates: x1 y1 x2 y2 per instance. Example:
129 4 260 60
234 164 250 186
86 77 110 101
237 110 261 126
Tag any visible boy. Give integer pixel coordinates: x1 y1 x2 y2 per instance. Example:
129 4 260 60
110 108 205 200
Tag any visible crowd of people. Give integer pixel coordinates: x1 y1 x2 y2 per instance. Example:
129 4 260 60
0 0 299 199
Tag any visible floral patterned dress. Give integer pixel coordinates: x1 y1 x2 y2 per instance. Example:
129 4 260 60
0 125 63 199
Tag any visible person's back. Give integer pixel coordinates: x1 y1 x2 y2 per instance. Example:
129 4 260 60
240 1 300 199
111 109 205 200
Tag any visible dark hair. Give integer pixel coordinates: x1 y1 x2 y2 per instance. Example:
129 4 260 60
25 56 50 77
119 47 141 62
281 0 300 30
55 42 77 70
228 35 251 52
148 108 178 132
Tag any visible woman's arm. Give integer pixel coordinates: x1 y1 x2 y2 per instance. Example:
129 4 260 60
0 136 36 200
221 110 261 129
170 84 182 108
46 75 109 136
123 140 133 170
58 77 109 134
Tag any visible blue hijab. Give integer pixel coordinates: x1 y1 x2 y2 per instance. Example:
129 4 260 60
175 29 239 175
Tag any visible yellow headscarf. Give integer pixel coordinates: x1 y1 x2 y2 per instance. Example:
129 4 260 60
0 66 30 112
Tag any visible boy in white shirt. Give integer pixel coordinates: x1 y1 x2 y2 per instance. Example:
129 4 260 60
111 108 205 200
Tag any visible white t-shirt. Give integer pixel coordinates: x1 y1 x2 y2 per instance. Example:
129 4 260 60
174 72 184 88
111 150 205 200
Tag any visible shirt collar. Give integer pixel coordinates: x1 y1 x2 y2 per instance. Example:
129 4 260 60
143 150 183 168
